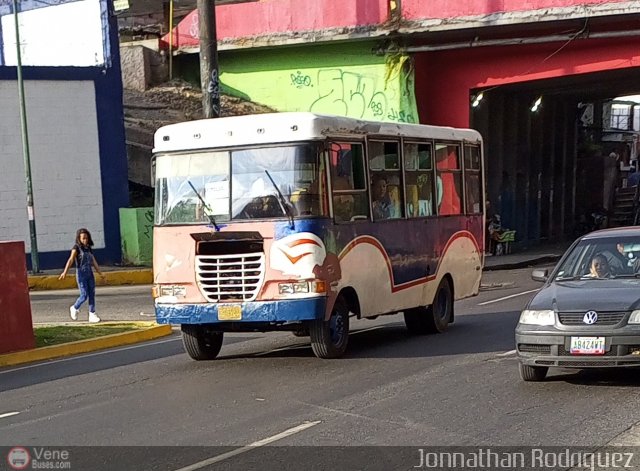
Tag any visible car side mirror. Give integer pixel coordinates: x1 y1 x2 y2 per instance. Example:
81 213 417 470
531 269 549 282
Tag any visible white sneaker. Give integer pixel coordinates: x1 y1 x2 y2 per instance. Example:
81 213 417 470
69 306 78 321
88 312 101 323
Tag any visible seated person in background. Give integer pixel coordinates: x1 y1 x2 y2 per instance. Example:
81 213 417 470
332 176 355 222
588 254 612 278
371 175 392 220
238 195 282 219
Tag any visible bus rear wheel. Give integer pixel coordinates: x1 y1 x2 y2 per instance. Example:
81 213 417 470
310 298 349 359
181 324 224 360
404 278 453 334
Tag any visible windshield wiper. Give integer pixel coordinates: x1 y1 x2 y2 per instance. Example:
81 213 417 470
611 273 640 279
264 170 295 229
187 180 221 231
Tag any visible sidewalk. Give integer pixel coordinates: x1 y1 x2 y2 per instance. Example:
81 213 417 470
28 265 152 290
483 242 570 271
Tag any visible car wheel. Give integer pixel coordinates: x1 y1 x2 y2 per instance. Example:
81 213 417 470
404 278 453 334
519 362 548 382
310 298 349 359
181 324 224 360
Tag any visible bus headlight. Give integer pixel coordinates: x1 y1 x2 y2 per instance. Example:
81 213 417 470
278 281 326 295
153 284 187 298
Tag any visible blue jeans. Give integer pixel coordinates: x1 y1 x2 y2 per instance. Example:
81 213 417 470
74 272 96 312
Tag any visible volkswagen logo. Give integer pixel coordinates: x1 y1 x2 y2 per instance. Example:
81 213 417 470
583 311 598 325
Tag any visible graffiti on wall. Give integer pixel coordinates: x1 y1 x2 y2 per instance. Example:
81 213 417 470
290 71 312 88
287 68 415 123
143 209 154 240
207 69 222 117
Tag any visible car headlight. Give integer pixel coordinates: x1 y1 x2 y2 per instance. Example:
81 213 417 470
519 309 555 326
629 310 640 324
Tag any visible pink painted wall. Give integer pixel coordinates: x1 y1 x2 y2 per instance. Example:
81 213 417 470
403 0 630 19
415 37 640 128
162 0 389 49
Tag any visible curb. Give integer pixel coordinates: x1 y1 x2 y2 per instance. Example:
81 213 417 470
28 269 153 291
0 323 172 368
483 255 562 271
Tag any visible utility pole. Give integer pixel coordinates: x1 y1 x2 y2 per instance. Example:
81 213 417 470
13 0 40 273
164 0 174 80
197 0 220 118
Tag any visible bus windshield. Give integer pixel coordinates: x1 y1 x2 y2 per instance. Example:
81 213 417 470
154 143 326 225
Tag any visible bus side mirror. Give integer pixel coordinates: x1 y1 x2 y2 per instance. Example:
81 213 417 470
150 156 156 188
531 269 548 282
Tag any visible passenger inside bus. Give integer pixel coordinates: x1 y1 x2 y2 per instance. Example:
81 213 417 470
332 176 355 222
371 174 402 220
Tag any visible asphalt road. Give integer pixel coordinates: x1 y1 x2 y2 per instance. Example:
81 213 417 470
4 266 640 470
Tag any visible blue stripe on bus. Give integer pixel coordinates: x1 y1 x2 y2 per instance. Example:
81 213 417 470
155 297 327 324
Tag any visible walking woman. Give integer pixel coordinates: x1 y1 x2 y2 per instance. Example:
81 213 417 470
59 228 104 322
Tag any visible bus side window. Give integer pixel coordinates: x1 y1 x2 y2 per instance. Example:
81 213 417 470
368 140 404 220
329 142 369 223
435 143 462 216
464 145 482 214
404 142 434 217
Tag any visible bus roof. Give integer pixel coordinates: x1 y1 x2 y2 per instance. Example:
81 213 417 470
153 112 482 153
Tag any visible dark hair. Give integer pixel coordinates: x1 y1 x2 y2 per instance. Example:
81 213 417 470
75 228 94 247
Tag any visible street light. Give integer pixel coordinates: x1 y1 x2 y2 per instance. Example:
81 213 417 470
12 0 40 273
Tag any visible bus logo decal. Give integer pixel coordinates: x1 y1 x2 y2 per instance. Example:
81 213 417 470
270 233 326 277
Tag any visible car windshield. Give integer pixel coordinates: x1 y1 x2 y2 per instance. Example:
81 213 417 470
154 143 327 225
554 235 640 280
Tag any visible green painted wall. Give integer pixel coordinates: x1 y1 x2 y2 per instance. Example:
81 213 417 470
119 208 154 266
220 42 418 123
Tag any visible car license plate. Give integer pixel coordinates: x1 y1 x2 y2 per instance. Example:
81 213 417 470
218 305 242 321
570 336 605 355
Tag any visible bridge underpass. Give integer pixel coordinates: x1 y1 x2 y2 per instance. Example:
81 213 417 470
471 66 640 247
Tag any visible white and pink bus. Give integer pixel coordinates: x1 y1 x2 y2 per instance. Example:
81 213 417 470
152 112 484 359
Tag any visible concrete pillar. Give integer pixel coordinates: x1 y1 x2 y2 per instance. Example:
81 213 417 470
0 241 35 354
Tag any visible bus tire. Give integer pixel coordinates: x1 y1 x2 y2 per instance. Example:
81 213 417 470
310 298 349 359
404 278 453 334
181 324 224 360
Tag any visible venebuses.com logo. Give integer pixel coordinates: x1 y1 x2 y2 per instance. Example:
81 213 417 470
5 447 71 470
7 447 31 470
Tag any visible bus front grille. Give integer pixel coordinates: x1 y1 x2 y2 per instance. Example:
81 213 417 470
196 253 265 302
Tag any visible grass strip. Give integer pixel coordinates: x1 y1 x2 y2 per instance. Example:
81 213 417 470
34 324 139 348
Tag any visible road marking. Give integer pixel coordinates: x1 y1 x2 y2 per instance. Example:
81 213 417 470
173 421 321 471
478 289 539 306
0 412 20 420
496 349 517 357
0 337 181 375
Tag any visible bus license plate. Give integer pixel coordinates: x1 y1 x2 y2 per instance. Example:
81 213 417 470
218 305 242 321
570 337 605 355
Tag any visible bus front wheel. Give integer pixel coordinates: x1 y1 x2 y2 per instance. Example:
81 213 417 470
404 278 453 334
310 298 349 359
181 324 224 360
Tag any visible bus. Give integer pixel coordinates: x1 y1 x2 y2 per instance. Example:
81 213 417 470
152 112 484 359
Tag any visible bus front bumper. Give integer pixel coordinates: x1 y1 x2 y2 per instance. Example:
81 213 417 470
155 297 327 325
